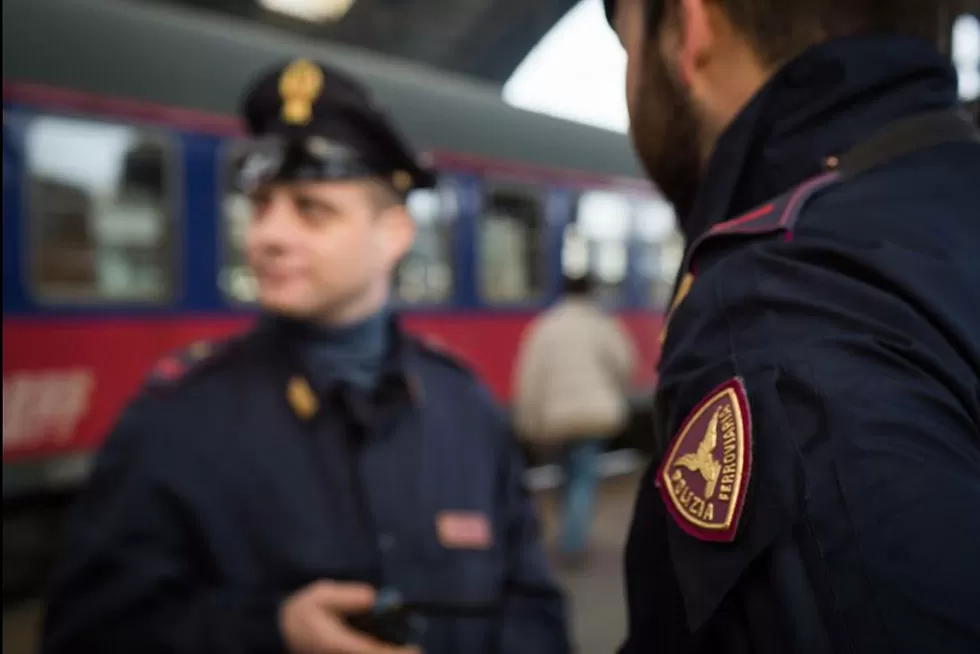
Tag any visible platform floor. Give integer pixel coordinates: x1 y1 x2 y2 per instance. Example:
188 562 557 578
536 472 639 654
3 473 642 654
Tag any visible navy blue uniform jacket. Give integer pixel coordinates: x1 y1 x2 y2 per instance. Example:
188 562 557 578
41 320 570 654
620 36 980 654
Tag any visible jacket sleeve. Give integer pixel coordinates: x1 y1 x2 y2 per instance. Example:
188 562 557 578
494 420 572 654
41 400 286 654
617 462 695 654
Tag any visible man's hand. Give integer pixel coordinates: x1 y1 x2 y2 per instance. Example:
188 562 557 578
279 581 421 654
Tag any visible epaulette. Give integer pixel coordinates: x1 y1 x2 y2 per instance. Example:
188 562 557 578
145 339 231 389
659 171 842 348
682 171 841 276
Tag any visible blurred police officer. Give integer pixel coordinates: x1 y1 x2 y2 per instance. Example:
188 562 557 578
601 1 980 653
42 59 570 654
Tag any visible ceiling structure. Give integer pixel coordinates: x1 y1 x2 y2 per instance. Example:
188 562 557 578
149 0 977 86
149 0 580 84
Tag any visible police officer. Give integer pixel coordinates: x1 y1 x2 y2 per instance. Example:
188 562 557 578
602 1 980 653
41 59 571 654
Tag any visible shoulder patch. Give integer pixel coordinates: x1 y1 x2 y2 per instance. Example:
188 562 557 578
656 377 752 543
147 340 219 386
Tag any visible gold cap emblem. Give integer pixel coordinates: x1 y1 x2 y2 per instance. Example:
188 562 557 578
279 59 324 126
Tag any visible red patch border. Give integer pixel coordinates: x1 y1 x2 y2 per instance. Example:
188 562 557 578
655 377 753 543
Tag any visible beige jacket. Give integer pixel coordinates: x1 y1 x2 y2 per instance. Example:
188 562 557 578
513 298 637 443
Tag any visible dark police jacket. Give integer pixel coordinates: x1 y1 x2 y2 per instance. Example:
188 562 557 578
620 35 980 654
41 319 571 654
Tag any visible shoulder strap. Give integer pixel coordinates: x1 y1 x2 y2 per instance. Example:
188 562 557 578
680 109 980 277
834 109 979 176
145 338 236 389
680 171 842 275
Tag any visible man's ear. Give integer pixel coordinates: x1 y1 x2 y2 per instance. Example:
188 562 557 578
674 0 715 85
380 205 417 265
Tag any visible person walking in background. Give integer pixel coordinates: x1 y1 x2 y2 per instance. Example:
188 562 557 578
513 274 637 565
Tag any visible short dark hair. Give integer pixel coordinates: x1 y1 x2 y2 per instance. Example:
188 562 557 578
634 0 939 66
563 274 594 296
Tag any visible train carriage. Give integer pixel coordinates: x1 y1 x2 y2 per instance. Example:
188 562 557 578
2 0 683 600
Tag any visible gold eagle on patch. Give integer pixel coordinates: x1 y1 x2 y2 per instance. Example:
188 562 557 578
656 377 752 542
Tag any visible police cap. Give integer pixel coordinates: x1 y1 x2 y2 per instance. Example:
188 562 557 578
237 58 436 195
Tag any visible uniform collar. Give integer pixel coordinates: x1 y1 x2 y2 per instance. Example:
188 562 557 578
682 34 959 244
385 318 427 406
259 312 424 407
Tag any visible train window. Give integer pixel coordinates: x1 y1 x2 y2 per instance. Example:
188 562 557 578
220 143 258 303
478 184 545 303
26 116 175 302
564 190 631 300
635 198 683 308
395 184 456 303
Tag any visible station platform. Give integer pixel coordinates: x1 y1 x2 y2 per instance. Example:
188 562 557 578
2 472 643 654
535 471 640 654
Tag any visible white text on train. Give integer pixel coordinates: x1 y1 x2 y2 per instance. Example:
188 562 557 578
2 370 95 451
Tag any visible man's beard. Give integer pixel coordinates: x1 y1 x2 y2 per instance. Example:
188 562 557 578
629 47 703 222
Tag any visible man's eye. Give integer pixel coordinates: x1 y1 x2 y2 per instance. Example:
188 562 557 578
294 196 335 223
295 197 317 213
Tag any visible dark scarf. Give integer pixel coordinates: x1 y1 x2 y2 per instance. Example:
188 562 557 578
262 306 392 393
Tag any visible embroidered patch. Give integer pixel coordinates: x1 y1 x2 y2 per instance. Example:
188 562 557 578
656 377 752 542
436 511 492 550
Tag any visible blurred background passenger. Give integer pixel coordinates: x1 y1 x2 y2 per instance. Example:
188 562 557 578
513 274 637 565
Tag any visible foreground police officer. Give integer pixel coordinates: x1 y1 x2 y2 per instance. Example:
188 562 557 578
602 1 980 653
42 59 570 654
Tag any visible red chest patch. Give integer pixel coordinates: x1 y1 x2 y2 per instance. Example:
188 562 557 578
436 511 492 550
656 377 753 543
